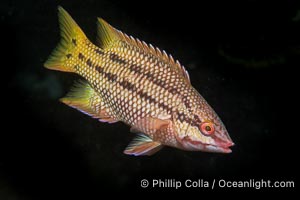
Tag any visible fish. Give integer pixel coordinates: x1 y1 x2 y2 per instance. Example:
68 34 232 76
44 6 234 156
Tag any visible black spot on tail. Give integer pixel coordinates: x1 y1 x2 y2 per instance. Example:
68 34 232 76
86 59 93 67
72 39 77 46
78 53 85 61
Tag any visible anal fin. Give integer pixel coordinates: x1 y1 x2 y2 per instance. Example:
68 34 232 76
60 80 118 123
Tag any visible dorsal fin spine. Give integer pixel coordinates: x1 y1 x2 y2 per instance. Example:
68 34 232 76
96 18 190 83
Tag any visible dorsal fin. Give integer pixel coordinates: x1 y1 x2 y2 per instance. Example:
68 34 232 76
176 61 190 83
96 18 190 83
96 18 123 49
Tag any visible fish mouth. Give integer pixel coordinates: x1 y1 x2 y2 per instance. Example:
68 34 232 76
207 139 234 153
184 138 234 153
204 142 234 153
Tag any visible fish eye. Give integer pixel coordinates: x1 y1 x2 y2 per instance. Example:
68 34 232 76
200 122 215 136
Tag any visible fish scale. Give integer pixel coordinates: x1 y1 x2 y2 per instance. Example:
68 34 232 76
44 6 234 156
74 39 189 126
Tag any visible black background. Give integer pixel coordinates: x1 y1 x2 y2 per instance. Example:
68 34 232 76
0 0 298 197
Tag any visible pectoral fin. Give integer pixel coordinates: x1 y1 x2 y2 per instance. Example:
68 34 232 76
124 134 163 156
129 116 177 149
60 80 118 123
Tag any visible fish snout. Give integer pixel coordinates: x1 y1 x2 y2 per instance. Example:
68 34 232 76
213 136 234 153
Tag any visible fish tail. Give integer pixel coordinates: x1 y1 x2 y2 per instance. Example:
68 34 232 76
44 6 87 72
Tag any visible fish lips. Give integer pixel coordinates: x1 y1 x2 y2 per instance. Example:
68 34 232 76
182 137 234 153
203 142 234 153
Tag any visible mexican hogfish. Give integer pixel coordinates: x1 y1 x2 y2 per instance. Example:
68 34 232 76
44 6 234 156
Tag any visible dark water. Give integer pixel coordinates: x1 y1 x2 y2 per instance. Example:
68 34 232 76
0 0 298 197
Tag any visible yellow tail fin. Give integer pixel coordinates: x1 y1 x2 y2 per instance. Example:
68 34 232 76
44 6 86 72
